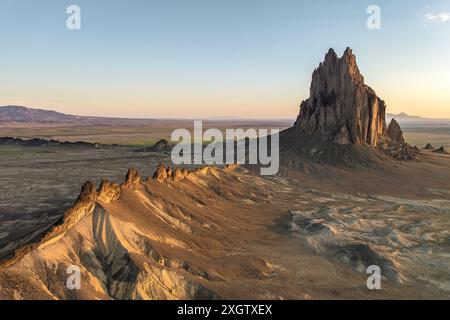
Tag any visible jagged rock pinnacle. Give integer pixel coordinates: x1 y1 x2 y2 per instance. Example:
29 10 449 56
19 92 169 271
78 181 97 202
97 179 121 203
122 168 141 189
153 163 170 182
294 47 385 147
325 48 337 61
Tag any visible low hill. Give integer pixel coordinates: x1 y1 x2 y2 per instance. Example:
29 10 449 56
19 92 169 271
0 105 156 125
0 106 82 123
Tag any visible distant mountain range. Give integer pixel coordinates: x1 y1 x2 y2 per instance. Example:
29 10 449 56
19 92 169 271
0 105 293 124
1 105 448 124
386 112 450 122
386 112 425 121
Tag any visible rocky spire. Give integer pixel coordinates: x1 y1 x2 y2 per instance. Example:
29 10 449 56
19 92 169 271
122 168 142 189
78 181 97 202
294 47 386 147
387 119 405 145
97 180 121 203
153 164 171 182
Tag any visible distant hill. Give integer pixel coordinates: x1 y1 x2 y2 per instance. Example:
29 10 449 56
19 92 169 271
386 112 426 121
387 112 450 122
0 105 294 125
0 105 85 123
0 105 155 125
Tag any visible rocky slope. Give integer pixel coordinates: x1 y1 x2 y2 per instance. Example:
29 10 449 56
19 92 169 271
1 164 299 300
0 165 235 299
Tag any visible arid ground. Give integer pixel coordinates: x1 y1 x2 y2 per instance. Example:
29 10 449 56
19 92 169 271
0 120 449 299
0 120 292 146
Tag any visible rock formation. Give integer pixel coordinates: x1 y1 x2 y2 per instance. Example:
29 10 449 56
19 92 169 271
134 139 171 153
78 181 97 202
387 119 405 145
433 146 448 154
282 48 418 163
97 180 121 204
0 164 245 299
172 167 190 182
152 139 171 152
424 143 435 150
388 144 414 160
122 168 142 190
153 163 219 183
153 164 171 182
293 48 386 147
0 137 98 148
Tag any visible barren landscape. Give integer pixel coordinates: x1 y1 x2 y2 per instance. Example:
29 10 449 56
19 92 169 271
1 48 449 300
1 154 449 299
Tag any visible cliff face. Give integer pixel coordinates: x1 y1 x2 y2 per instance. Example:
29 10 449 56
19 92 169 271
294 48 387 147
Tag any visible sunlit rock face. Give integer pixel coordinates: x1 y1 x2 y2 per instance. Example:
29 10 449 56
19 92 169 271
294 47 387 147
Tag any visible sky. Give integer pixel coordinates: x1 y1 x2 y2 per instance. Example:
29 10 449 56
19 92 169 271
0 0 449 119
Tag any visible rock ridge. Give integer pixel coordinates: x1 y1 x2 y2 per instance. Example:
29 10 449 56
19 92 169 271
0 164 239 267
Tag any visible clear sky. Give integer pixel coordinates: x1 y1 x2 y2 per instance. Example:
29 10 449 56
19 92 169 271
1 0 449 119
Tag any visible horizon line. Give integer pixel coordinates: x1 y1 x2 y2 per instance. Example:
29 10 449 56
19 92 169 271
1 104 450 122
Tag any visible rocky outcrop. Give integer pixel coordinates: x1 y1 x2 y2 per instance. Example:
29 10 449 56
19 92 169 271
0 181 99 268
387 119 405 145
134 139 171 153
172 167 190 182
389 144 415 160
153 164 171 182
153 164 224 183
78 181 97 202
0 137 98 148
153 139 170 152
97 180 121 204
433 146 448 154
293 48 386 147
122 168 142 190
424 143 435 150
